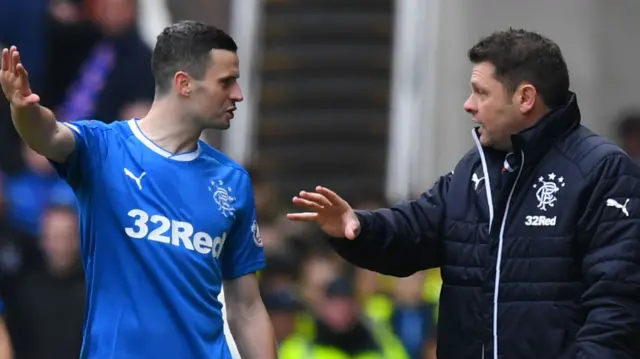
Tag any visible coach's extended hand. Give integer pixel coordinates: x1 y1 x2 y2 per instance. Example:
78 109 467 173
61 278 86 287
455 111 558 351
287 186 361 240
0 46 40 107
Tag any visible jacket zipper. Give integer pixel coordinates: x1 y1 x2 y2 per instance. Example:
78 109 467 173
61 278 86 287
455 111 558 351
472 129 525 359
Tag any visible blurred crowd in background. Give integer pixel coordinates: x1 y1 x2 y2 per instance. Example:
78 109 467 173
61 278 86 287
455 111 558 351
0 0 639 358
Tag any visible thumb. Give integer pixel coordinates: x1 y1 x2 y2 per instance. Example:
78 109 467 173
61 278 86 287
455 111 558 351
344 220 359 240
24 93 40 104
14 93 40 106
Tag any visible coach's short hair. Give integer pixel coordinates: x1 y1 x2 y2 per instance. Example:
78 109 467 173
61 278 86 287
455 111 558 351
467 28 570 108
152 21 238 94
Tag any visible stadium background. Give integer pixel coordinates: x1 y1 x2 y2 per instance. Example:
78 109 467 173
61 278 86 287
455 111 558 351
0 0 640 358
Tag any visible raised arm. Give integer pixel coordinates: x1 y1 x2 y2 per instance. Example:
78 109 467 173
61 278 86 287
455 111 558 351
288 174 451 277
1 46 75 163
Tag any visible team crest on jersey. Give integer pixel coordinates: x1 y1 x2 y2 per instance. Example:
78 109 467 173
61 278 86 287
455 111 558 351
208 180 236 218
251 220 263 247
531 173 565 211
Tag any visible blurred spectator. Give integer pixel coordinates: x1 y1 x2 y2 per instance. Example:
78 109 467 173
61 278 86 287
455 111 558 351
356 269 396 330
6 204 84 359
260 252 300 294
0 297 13 359
261 220 320 257
3 143 75 237
0 172 40 297
279 277 409 358
299 250 341 310
263 289 305 344
246 163 280 223
256 223 284 253
390 273 437 359
49 0 85 24
355 268 385 302
617 112 640 163
42 0 154 123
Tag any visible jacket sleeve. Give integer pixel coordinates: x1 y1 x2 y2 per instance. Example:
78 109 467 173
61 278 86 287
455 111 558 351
329 172 451 277
576 154 640 359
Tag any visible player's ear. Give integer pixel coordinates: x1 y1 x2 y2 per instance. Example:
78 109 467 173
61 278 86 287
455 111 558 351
174 72 192 97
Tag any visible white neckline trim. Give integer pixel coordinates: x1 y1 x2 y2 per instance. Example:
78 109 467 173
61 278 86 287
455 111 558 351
128 119 201 162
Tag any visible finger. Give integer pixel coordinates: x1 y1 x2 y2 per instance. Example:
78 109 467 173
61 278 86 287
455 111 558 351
10 49 20 73
316 186 345 206
9 47 16 72
298 191 332 207
292 196 325 212
1 48 8 71
286 212 318 221
16 63 29 84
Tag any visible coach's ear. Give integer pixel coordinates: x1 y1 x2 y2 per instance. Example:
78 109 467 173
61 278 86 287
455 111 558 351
514 83 536 114
173 71 192 97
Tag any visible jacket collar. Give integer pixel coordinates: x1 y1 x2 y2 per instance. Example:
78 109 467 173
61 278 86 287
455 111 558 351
510 91 581 162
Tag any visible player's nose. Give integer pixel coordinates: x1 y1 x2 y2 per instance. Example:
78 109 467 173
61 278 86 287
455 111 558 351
230 83 243 103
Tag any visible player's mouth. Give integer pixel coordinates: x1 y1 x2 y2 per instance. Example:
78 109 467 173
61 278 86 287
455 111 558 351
226 107 236 119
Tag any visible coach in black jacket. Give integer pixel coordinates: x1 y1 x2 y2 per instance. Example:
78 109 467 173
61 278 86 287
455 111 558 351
288 28 640 359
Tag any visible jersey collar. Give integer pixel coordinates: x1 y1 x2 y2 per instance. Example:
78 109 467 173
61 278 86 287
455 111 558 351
128 119 201 162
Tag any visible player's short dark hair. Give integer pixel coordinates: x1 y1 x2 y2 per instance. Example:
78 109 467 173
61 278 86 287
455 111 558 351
467 28 570 108
152 21 238 94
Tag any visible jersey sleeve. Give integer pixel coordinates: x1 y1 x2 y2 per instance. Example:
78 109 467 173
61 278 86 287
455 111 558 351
50 120 108 190
220 173 266 280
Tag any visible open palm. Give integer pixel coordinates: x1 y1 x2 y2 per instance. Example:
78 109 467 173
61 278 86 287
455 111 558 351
0 46 40 107
287 186 361 240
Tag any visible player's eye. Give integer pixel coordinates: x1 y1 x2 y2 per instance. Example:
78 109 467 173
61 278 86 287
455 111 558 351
221 78 236 88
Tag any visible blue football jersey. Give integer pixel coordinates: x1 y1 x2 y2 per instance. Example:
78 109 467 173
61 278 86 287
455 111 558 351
51 119 266 359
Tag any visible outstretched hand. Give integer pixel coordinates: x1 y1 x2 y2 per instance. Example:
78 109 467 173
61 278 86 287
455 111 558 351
287 186 361 240
0 46 40 107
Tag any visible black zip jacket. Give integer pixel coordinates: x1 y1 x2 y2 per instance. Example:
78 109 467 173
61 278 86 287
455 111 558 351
330 93 640 359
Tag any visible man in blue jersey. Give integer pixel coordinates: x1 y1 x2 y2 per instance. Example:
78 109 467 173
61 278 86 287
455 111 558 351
0 21 277 359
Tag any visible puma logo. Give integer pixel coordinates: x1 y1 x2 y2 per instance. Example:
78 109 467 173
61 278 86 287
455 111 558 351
606 198 630 217
471 173 485 190
124 168 146 190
